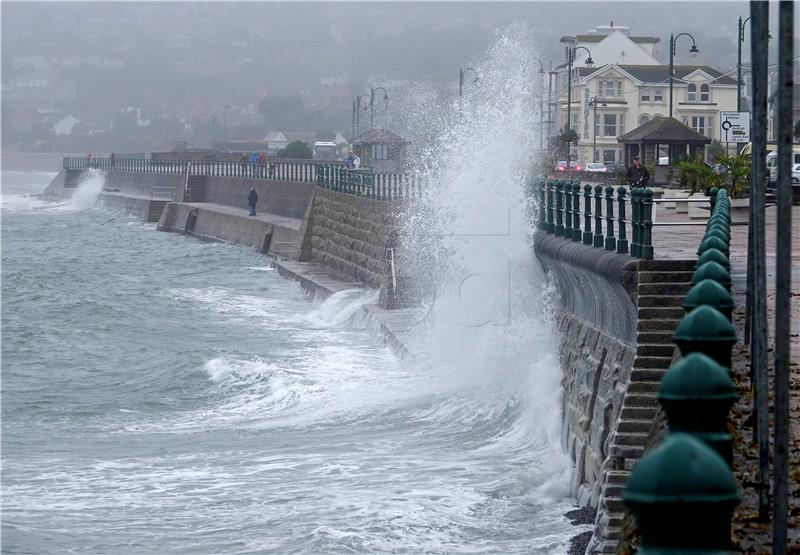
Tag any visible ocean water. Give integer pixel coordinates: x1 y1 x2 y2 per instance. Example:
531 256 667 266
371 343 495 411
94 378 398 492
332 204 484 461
1 31 582 555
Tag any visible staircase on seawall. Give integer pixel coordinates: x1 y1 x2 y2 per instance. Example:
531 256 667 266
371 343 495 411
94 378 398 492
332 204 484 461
588 259 694 554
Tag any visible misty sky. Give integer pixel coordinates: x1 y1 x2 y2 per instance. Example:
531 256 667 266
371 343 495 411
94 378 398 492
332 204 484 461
2 2 795 149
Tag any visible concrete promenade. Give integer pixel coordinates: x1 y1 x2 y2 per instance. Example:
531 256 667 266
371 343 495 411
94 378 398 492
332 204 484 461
655 203 800 550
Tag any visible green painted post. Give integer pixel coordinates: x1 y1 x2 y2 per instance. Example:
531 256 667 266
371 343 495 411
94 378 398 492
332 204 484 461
698 236 730 257
546 180 555 233
691 261 733 292
697 248 730 271
604 186 616 251
536 179 547 231
593 185 604 247
617 186 629 254
624 434 740 551
631 188 641 257
683 279 736 321
673 305 737 368
708 186 719 212
658 352 738 464
583 184 593 245
555 181 564 237
564 181 573 238
641 188 654 259
572 182 581 241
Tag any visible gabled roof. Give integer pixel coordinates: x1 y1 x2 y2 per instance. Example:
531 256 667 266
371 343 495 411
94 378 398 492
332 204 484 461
617 116 711 144
577 64 737 86
562 34 660 44
263 131 286 142
284 132 317 144
350 128 407 145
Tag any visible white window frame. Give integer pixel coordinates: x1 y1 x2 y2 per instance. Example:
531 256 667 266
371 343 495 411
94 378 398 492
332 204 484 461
640 88 651 102
687 83 697 102
653 88 664 102
700 84 710 102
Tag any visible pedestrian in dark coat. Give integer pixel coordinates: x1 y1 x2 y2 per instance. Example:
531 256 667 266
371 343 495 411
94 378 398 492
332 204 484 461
624 155 650 187
248 187 258 216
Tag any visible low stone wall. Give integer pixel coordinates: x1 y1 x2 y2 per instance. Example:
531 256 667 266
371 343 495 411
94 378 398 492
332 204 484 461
308 188 395 288
98 192 152 220
158 202 309 260
202 176 315 219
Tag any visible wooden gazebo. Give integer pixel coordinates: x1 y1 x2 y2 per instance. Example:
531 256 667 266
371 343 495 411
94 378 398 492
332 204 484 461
617 116 711 167
350 128 408 172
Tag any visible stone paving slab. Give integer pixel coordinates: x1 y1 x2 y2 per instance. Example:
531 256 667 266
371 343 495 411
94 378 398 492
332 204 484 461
185 202 304 230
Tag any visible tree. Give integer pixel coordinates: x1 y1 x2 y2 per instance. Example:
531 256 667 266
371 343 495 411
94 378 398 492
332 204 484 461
714 152 751 199
278 140 312 159
554 126 579 158
708 139 725 162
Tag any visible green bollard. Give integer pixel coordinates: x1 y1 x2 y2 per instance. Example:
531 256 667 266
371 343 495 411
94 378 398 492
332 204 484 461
658 352 738 464
572 182 581 241
564 181 573 237
583 184 593 245
704 227 731 245
546 180 555 233
617 186 629 254
555 181 564 237
691 261 732 291
624 433 739 553
640 188 654 259
593 185 604 248
538 179 547 231
697 236 730 257
683 279 735 321
631 187 641 257
673 305 737 368
605 185 616 251
697 248 731 271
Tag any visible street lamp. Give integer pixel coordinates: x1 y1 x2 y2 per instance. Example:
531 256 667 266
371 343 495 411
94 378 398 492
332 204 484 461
588 96 607 162
566 46 594 171
537 60 546 151
669 32 699 118
354 94 370 136
370 87 388 129
459 67 479 118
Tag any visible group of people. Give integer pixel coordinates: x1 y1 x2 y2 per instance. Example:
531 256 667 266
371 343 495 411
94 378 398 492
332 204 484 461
239 152 272 178
343 151 361 169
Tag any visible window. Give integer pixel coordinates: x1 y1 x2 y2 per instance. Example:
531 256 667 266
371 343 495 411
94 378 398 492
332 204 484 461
653 89 664 102
687 83 697 102
371 144 387 160
600 80 623 98
596 113 625 137
700 84 710 102
640 89 651 102
639 114 650 126
691 115 706 136
570 111 579 132
603 150 617 163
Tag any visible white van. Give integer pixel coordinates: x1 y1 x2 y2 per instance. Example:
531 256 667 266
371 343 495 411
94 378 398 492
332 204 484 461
766 146 800 185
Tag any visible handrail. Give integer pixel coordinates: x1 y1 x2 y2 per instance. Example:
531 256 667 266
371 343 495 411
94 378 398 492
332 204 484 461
532 176 716 259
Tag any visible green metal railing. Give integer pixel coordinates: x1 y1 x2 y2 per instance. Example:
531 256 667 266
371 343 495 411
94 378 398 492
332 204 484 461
533 177 655 259
316 164 421 201
624 187 740 553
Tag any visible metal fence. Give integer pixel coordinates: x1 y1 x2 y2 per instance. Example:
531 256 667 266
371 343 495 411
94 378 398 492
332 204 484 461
316 165 423 201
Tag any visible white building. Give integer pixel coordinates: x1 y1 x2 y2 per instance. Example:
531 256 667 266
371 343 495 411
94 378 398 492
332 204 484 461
53 115 79 135
558 64 738 165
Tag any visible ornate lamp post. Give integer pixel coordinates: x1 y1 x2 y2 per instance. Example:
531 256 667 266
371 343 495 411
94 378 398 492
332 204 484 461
669 32 699 118
566 46 594 171
354 94 370 136
459 67 479 119
588 96 607 163
537 60 546 151
370 87 388 129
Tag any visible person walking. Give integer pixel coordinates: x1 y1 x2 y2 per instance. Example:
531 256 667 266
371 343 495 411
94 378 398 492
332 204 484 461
257 152 266 177
624 155 650 187
110 152 116 169
248 187 258 216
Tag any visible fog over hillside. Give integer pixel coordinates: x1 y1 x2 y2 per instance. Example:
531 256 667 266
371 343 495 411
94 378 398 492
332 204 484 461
4 1 792 152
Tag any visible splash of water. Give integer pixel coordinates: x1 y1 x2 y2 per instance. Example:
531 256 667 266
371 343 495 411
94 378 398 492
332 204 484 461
69 169 105 210
399 30 565 452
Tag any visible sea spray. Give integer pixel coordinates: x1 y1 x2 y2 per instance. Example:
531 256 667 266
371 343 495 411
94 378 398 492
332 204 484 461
69 169 105 210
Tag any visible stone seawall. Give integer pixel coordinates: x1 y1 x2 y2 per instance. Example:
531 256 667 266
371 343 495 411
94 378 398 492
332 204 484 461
534 233 692 553
202 176 315 219
309 188 396 288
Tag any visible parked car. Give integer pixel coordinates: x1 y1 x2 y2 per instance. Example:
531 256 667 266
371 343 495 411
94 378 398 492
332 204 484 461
555 160 582 171
604 163 621 173
658 156 669 166
793 163 800 185
585 162 608 173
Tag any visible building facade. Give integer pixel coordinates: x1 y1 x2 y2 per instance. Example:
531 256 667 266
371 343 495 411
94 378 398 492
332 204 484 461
557 64 738 165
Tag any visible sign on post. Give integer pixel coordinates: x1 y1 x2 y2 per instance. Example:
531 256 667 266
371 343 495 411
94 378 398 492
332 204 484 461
719 111 750 143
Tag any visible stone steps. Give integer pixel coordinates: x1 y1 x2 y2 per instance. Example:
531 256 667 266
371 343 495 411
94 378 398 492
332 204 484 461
633 356 674 369
637 270 694 283
638 306 686 319
637 295 685 308
636 343 676 357
637 318 682 332
637 331 677 344
620 406 658 420
614 432 649 446
627 380 661 393
622 394 658 408
638 282 693 296
630 368 669 381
